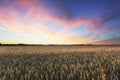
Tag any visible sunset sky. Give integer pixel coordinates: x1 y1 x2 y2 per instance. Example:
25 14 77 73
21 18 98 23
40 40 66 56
0 0 120 44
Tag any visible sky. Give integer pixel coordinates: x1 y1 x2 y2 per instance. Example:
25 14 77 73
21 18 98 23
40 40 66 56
0 0 120 44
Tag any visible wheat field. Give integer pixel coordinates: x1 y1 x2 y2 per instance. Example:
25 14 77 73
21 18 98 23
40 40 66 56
0 46 120 80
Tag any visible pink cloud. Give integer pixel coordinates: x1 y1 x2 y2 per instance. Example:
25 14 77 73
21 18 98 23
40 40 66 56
0 0 107 36
0 0 100 44
15 0 96 28
94 39 120 45
85 25 120 35
0 6 24 35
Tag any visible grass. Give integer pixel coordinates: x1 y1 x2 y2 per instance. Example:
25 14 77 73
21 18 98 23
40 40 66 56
0 46 120 80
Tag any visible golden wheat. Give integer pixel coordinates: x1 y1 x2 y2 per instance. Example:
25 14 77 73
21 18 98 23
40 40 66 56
0 46 119 80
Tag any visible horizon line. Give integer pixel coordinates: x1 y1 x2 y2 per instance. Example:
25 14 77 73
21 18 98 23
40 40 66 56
0 43 120 46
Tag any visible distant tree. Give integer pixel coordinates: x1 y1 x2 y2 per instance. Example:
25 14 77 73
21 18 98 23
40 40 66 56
0 43 2 46
18 44 25 46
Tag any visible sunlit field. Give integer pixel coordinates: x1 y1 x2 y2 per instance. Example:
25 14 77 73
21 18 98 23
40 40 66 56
0 46 120 80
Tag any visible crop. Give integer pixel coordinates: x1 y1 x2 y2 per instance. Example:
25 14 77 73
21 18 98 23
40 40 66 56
0 46 120 80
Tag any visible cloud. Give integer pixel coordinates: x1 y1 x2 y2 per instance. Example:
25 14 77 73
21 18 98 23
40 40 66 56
0 6 25 35
95 36 120 45
0 0 120 44
0 0 96 35
84 6 120 35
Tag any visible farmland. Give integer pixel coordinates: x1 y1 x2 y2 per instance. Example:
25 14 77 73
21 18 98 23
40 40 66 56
0 46 120 80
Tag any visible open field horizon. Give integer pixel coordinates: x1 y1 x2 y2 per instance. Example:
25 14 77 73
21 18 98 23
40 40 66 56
0 45 120 54
0 46 120 80
0 0 120 79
